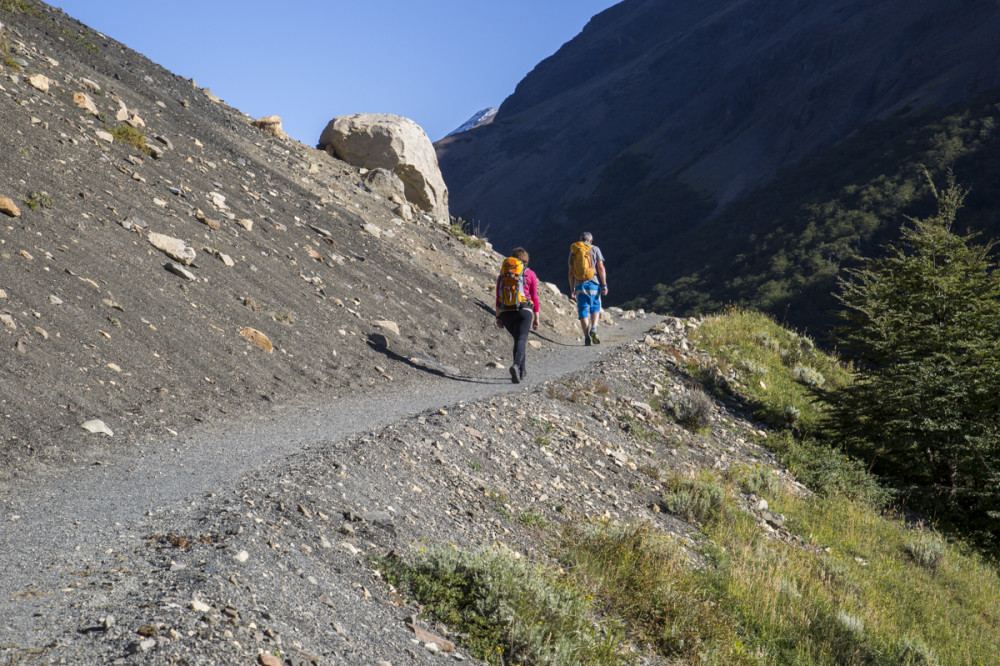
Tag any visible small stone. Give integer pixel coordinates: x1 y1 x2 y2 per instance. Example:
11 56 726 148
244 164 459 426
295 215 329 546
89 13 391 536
81 419 113 437
0 196 21 217
236 218 254 231
27 74 50 93
240 327 273 353
165 263 196 281
148 232 196 265
95 129 114 143
259 653 282 666
234 550 249 563
191 599 211 613
73 92 98 116
49 294 63 305
363 222 382 238
373 319 399 336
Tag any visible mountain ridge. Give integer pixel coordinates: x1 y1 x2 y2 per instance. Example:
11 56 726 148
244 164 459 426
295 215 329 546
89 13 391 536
436 0 1000 309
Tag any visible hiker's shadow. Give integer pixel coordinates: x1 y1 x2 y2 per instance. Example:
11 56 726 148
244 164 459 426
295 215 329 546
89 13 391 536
366 334 507 385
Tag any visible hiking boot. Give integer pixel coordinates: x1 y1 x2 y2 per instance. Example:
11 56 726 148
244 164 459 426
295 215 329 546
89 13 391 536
509 366 520 384
519 367 527 380
584 334 592 346
590 329 601 344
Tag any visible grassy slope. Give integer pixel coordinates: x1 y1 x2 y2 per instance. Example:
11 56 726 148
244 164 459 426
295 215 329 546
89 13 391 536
381 310 1000 665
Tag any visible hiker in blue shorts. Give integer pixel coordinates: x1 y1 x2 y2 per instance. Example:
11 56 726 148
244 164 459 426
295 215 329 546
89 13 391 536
567 232 608 346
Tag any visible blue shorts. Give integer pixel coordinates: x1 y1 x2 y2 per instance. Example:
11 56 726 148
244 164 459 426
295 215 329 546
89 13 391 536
575 282 601 319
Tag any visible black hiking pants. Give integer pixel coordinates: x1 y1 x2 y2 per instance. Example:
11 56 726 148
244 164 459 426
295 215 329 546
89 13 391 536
499 308 534 377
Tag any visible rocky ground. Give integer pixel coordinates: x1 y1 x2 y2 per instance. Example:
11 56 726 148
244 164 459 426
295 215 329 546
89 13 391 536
2 318 807 665
0 1 585 481
0 4 807 665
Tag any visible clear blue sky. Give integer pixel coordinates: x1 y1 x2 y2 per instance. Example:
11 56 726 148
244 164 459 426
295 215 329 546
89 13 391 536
52 0 620 144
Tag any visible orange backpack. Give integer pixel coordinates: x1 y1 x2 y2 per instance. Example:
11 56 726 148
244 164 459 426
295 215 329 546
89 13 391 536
570 241 595 282
498 257 528 310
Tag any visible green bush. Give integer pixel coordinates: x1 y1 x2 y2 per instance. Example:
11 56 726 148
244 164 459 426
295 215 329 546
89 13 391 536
668 388 714 430
905 535 945 570
380 546 622 665
109 123 151 155
662 473 731 524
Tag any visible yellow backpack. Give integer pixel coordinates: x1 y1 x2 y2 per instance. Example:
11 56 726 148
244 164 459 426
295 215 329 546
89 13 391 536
570 241 595 282
499 257 528 310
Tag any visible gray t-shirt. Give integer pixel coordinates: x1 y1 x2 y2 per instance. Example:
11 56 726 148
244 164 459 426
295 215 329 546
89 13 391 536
568 244 605 285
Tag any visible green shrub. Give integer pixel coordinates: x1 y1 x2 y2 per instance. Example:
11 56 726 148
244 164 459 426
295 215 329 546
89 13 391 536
0 0 38 14
792 363 826 388
448 218 487 248
895 635 940 666
905 535 945 570
668 388 714 430
23 191 52 210
662 473 731 524
729 463 779 496
762 430 889 506
380 546 623 665
109 123 151 155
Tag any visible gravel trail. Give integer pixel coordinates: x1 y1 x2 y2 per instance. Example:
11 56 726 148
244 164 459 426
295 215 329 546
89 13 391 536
0 314 657 642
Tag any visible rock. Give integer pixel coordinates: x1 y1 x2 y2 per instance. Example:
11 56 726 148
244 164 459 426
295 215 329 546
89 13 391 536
27 74 50 93
236 218 254 231
95 130 114 143
81 419 114 437
528 340 541 349
407 623 455 652
259 654 282 666
394 203 414 221
73 92 98 116
362 510 393 526
544 282 562 296
240 327 274 353
234 550 249 563
756 498 769 511
373 320 399 336
165 262 196 281
251 115 288 140
0 196 20 217
363 167 405 200
148 232 196 265
762 509 784 529
0 314 15 330
195 209 220 230
363 222 382 239
191 599 211 613
319 113 449 218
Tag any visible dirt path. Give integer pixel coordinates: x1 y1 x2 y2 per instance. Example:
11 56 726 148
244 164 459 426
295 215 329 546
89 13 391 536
0 314 658 626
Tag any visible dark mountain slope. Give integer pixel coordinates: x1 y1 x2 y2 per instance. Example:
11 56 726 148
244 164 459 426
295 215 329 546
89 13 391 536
436 0 1000 309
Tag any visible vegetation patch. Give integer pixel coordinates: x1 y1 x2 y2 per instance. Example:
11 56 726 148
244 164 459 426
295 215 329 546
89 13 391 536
448 218 487 249
379 546 622 665
690 308 849 437
109 123 151 155
0 0 39 15
22 191 52 210
662 471 732 524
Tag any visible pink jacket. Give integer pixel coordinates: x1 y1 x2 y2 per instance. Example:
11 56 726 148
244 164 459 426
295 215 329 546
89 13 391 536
496 268 539 313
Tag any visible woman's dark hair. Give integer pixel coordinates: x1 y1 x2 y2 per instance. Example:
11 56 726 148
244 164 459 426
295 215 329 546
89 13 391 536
512 247 529 265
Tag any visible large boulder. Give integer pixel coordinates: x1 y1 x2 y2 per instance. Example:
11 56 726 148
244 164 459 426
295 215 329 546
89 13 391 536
319 114 448 220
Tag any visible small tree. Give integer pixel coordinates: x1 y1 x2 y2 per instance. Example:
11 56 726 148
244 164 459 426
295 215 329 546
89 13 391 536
825 172 1000 550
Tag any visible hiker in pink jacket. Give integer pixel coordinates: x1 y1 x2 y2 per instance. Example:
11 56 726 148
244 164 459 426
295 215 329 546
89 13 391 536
495 247 540 383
